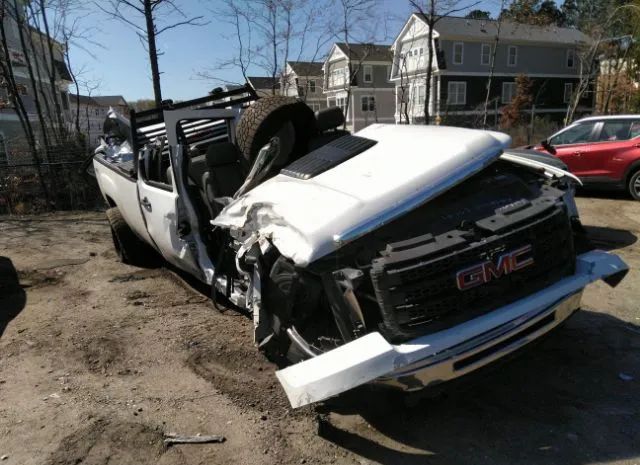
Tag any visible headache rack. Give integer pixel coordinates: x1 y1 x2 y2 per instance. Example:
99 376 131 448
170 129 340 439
129 85 258 155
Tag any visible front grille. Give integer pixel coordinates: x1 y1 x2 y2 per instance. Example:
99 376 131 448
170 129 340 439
370 204 576 342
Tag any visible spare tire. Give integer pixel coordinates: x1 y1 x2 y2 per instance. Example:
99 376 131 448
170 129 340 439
236 96 316 167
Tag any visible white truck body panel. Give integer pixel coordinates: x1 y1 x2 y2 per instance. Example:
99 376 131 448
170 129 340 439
213 124 512 266
94 161 152 244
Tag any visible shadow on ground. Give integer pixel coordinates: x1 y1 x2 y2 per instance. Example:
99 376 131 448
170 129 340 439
576 188 632 201
583 225 638 251
318 310 640 465
0 256 26 337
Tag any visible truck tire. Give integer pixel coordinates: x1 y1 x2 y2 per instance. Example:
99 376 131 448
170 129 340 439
236 96 316 167
628 170 640 200
106 207 157 266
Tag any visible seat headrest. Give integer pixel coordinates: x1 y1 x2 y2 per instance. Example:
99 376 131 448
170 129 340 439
315 107 345 132
205 142 240 168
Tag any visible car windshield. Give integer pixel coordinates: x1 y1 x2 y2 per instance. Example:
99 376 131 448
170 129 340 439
549 122 597 145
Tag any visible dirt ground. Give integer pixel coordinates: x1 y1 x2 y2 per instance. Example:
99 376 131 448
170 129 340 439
0 192 639 465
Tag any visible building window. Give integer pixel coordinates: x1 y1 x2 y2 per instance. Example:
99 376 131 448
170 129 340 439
309 80 316 93
60 91 69 110
453 42 464 65
447 81 466 105
0 133 7 167
507 46 518 67
481 43 491 65
336 96 347 116
361 95 375 112
363 65 373 83
413 85 426 107
329 67 346 87
564 83 573 103
502 82 516 103
567 49 575 68
298 85 304 96
309 102 320 112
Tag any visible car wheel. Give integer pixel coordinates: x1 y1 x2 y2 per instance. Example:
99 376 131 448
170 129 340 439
235 96 317 168
628 170 640 200
106 207 158 266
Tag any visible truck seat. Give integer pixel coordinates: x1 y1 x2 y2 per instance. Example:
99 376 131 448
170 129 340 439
201 142 244 217
308 107 350 151
188 154 208 189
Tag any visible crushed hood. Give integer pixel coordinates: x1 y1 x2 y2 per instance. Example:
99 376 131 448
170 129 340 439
213 124 511 266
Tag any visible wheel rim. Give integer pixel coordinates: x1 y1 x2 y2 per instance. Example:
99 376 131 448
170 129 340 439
634 176 640 196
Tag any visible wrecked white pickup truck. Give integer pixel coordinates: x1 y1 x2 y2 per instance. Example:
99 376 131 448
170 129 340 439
92 88 628 408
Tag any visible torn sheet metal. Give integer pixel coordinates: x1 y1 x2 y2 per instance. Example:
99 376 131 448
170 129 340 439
213 124 511 266
275 251 628 408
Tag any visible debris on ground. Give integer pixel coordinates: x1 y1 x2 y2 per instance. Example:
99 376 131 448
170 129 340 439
163 433 226 446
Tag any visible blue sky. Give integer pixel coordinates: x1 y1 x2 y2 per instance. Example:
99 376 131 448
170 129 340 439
68 0 510 102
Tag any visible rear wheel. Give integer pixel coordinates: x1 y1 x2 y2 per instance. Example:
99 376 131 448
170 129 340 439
628 170 640 200
106 207 158 266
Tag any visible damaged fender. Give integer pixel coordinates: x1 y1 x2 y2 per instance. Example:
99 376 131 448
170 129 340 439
213 125 511 266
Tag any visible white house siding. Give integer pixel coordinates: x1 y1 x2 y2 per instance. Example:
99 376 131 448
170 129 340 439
282 63 326 112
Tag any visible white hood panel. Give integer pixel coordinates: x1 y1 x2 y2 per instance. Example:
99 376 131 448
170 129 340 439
213 124 511 266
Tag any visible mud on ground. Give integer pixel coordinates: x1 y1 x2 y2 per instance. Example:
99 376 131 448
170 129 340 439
0 195 639 465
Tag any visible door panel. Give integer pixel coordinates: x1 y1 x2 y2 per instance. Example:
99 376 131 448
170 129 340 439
586 120 640 180
137 149 200 275
548 121 599 177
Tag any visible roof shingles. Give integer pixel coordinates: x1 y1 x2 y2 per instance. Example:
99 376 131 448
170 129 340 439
421 16 592 45
335 43 393 61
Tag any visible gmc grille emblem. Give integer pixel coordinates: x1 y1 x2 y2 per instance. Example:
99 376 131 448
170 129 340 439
456 245 534 291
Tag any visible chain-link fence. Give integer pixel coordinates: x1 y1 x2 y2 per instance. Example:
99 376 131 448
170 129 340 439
0 144 102 215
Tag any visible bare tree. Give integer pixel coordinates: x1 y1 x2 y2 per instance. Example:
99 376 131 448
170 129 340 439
565 3 640 124
408 0 479 124
332 0 380 127
0 0 51 202
97 0 206 107
481 0 509 128
210 0 329 98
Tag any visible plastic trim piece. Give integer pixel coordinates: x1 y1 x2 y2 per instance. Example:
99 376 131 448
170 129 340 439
281 135 377 180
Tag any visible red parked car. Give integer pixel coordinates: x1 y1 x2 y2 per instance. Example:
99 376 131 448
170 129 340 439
535 115 640 200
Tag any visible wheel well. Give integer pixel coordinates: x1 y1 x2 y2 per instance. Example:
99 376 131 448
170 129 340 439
105 195 117 208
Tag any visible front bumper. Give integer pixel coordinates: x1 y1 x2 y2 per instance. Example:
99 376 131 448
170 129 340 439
276 251 628 408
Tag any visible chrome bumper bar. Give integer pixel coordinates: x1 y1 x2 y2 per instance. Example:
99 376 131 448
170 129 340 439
276 251 628 408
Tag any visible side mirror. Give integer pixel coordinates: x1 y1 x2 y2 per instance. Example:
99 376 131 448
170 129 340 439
541 139 557 155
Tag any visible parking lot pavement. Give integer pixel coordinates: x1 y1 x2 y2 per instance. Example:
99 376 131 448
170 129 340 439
0 194 638 465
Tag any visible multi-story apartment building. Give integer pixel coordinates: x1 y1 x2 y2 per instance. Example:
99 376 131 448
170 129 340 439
69 95 128 148
323 43 394 131
0 8 73 166
390 15 593 124
281 61 326 112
